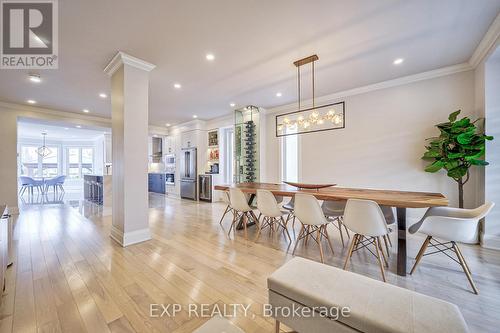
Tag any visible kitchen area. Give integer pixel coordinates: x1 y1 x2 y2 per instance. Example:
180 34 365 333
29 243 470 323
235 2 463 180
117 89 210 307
146 119 231 203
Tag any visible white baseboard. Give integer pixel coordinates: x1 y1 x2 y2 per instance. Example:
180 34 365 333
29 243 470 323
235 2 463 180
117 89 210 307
481 234 500 250
110 225 151 247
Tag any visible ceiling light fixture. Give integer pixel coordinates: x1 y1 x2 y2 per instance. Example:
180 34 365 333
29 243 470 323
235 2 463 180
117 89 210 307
27 99 36 104
174 83 182 89
193 115 198 119
393 58 404 65
166 123 171 127
29 74 41 83
99 93 107 98
64 128 69 130
83 109 89 113
206 53 215 61
76 125 82 128
37 132 52 158
276 92 282 97
230 103 236 107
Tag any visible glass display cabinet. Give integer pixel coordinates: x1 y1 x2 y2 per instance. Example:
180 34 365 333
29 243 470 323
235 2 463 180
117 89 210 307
234 106 260 183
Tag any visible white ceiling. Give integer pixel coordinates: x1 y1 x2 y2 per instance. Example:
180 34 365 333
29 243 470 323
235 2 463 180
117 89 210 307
18 120 108 141
0 0 499 126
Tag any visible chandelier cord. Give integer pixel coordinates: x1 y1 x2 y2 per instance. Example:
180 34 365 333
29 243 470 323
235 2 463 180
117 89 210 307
297 65 301 111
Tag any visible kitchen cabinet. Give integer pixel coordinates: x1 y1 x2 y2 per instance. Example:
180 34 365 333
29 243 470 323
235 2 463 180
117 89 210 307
181 131 197 148
148 173 166 193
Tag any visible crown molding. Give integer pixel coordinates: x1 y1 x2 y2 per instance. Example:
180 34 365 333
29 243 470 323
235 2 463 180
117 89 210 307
469 12 500 68
104 51 156 76
267 62 473 115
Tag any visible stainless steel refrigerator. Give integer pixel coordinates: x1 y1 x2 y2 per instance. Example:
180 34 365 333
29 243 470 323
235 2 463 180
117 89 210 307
180 147 197 200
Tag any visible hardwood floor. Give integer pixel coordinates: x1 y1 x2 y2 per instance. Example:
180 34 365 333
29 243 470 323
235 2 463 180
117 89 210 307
1 193 499 332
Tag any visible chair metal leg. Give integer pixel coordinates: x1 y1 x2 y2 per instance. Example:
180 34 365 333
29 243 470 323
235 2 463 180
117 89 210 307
410 236 432 274
453 242 479 294
343 234 358 270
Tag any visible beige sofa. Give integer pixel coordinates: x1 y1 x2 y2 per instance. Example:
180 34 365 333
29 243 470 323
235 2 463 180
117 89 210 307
267 257 469 333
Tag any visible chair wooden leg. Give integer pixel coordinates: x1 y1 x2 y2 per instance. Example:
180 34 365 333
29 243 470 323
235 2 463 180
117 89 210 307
383 235 390 257
377 237 388 267
410 236 432 274
374 238 387 282
317 229 324 263
292 225 304 255
323 225 335 255
304 226 310 246
343 234 358 270
275 320 280 333
453 242 479 294
281 217 292 243
337 218 345 247
219 205 231 225
243 213 248 239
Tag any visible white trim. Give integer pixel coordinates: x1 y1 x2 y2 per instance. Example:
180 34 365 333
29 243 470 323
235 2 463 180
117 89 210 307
104 51 156 76
110 225 151 247
267 62 473 115
469 13 500 68
482 234 500 250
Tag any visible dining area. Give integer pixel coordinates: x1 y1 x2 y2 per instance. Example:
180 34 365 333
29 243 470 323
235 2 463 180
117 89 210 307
18 175 66 196
215 182 493 288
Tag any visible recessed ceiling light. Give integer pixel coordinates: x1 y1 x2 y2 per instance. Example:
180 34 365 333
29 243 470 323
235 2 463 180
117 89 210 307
206 53 215 61
166 123 171 127
230 103 236 107
28 74 41 83
83 109 90 113
174 83 182 89
27 99 36 104
64 128 69 130
276 92 282 97
193 115 198 119
393 58 404 65
99 93 107 98
75 125 82 128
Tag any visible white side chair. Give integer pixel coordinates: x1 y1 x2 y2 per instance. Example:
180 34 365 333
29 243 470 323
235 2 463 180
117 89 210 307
218 191 234 225
255 190 291 243
342 199 390 282
292 194 334 263
409 202 495 294
228 188 259 239
321 200 350 247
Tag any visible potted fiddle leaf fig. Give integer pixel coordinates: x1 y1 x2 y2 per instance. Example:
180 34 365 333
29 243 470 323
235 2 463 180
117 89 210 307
422 110 493 208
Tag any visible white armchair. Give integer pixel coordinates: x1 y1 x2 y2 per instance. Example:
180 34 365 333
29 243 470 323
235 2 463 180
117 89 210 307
409 202 495 294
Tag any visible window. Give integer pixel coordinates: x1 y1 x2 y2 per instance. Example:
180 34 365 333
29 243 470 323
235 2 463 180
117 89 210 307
67 147 94 179
20 146 39 177
42 146 59 177
281 129 298 182
19 145 60 177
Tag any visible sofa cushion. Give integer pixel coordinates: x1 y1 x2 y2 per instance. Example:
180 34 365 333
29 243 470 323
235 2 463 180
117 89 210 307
268 257 469 333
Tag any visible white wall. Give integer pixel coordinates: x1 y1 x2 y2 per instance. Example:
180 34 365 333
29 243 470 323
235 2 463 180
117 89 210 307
484 48 500 248
265 70 477 220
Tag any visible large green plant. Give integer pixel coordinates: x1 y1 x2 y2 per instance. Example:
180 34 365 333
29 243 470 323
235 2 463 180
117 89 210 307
422 110 493 208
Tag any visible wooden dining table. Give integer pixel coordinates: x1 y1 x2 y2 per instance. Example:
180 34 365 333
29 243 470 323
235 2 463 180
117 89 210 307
214 182 448 277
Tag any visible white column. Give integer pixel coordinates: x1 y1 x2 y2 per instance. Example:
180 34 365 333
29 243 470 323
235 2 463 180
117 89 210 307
104 52 155 246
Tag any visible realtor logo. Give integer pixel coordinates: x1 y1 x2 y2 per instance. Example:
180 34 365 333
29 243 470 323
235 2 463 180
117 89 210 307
1 0 58 69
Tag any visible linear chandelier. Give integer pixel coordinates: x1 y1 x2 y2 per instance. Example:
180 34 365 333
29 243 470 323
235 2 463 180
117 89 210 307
276 54 345 137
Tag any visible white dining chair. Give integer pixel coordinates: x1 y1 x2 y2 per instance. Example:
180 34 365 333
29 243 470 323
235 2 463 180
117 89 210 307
219 191 234 225
292 194 334 263
255 190 291 243
228 188 259 239
321 200 350 247
342 199 390 282
409 202 495 294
